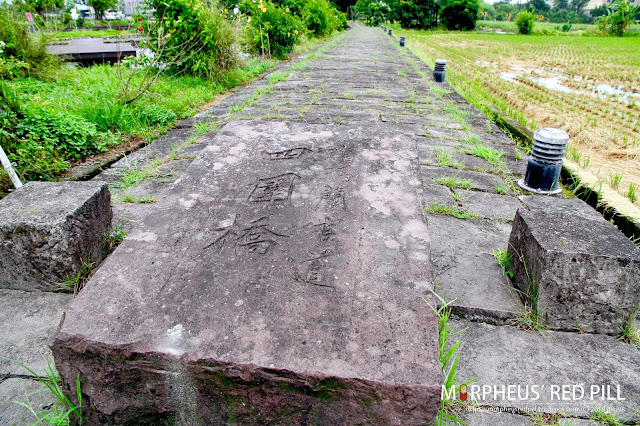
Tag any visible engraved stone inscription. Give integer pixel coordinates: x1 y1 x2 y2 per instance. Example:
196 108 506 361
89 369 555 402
263 148 311 160
321 186 346 210
205 217 288 255
249 173 299 203
295 249 334 288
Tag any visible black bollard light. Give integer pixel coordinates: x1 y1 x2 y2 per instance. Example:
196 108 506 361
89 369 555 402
400 36 406 47
388 29 392 36
518 128 569 195
433 59 447 82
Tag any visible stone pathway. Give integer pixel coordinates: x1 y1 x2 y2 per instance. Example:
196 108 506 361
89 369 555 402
2 23 639 425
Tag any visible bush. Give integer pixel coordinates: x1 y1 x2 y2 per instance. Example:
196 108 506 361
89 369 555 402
440 0 480 30
145 0 237 79
515 11 535 34
0 8 56 79
302 0 342 36
0 81 107 182
243 0 304 59
139 104 178 126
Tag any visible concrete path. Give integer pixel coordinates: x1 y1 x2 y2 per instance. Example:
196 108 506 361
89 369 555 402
2 23 639 425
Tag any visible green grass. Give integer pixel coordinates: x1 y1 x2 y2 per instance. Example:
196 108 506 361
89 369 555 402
424 291 471 426
433 175 474 190
427 202 480 219
492 249 513 279
116 194 157 203
56 256 93 296
434 147 464 169
589 408 627 426
458 141 506 172
10 357 83 425
508 247 547 333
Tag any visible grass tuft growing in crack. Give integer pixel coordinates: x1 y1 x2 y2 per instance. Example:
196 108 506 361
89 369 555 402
56 257 93 296
424 290 471 426
619 297 640 348
507 246 547 332
427 203 479 220
10 357 83 425
492 249 513 279
433 175 474 190
434 148 463 169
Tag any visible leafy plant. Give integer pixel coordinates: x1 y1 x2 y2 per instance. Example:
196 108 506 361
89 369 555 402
10 357 83 425
515 11 535 34
242 0 304 59
596 0 640 36
301 0 342 36
492 249 513 278
138 104 178 126
424 291 471 426
628 182 637 203
434 148 463 169
105 221 129 252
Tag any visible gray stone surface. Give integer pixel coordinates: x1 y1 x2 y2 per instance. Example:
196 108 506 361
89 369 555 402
508 203 640 334
452 319 640 421
458 410 532 425
51 121 442 424
428 214 519 320
0 181 112 292
422 165 511 194
459 190 522 221
0 289 70 376
0 378 56 425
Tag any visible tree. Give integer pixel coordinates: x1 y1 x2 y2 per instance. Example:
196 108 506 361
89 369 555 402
440 0 479 29
553 0 568 10
529 0 549 14
569 0 588 14
89 0 116 20
354 0 391 25
18 0 64 15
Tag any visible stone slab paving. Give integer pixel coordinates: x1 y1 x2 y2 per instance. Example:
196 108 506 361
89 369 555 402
2 23 638 425
51 121 442 423
451 319 640 423
0 289 71 377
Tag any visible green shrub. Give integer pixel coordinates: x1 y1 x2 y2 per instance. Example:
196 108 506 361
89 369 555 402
0 8 56 79
243 0 304 59
302 0 342 36
515 11 535 34
145 0 237 79
139 104 178 126
440 0 480 30
15 108 102 159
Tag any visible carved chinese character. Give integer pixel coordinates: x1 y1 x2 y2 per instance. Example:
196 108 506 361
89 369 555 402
249 173 299 203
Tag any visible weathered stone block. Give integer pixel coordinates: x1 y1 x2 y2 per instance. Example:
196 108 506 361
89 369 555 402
507 198 640 334
51 121 442 424
0 182 112 292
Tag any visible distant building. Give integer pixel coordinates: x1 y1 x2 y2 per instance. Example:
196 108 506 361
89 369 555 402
123 0 151 16
585 0 639 12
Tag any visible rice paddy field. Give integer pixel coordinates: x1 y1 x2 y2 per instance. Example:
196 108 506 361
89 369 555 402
392 26 640 223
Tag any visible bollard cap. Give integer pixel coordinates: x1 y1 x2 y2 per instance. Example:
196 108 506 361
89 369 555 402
435 59 447 65
534 128 569 145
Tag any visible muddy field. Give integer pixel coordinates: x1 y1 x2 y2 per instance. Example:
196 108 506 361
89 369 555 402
398 30 640 219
